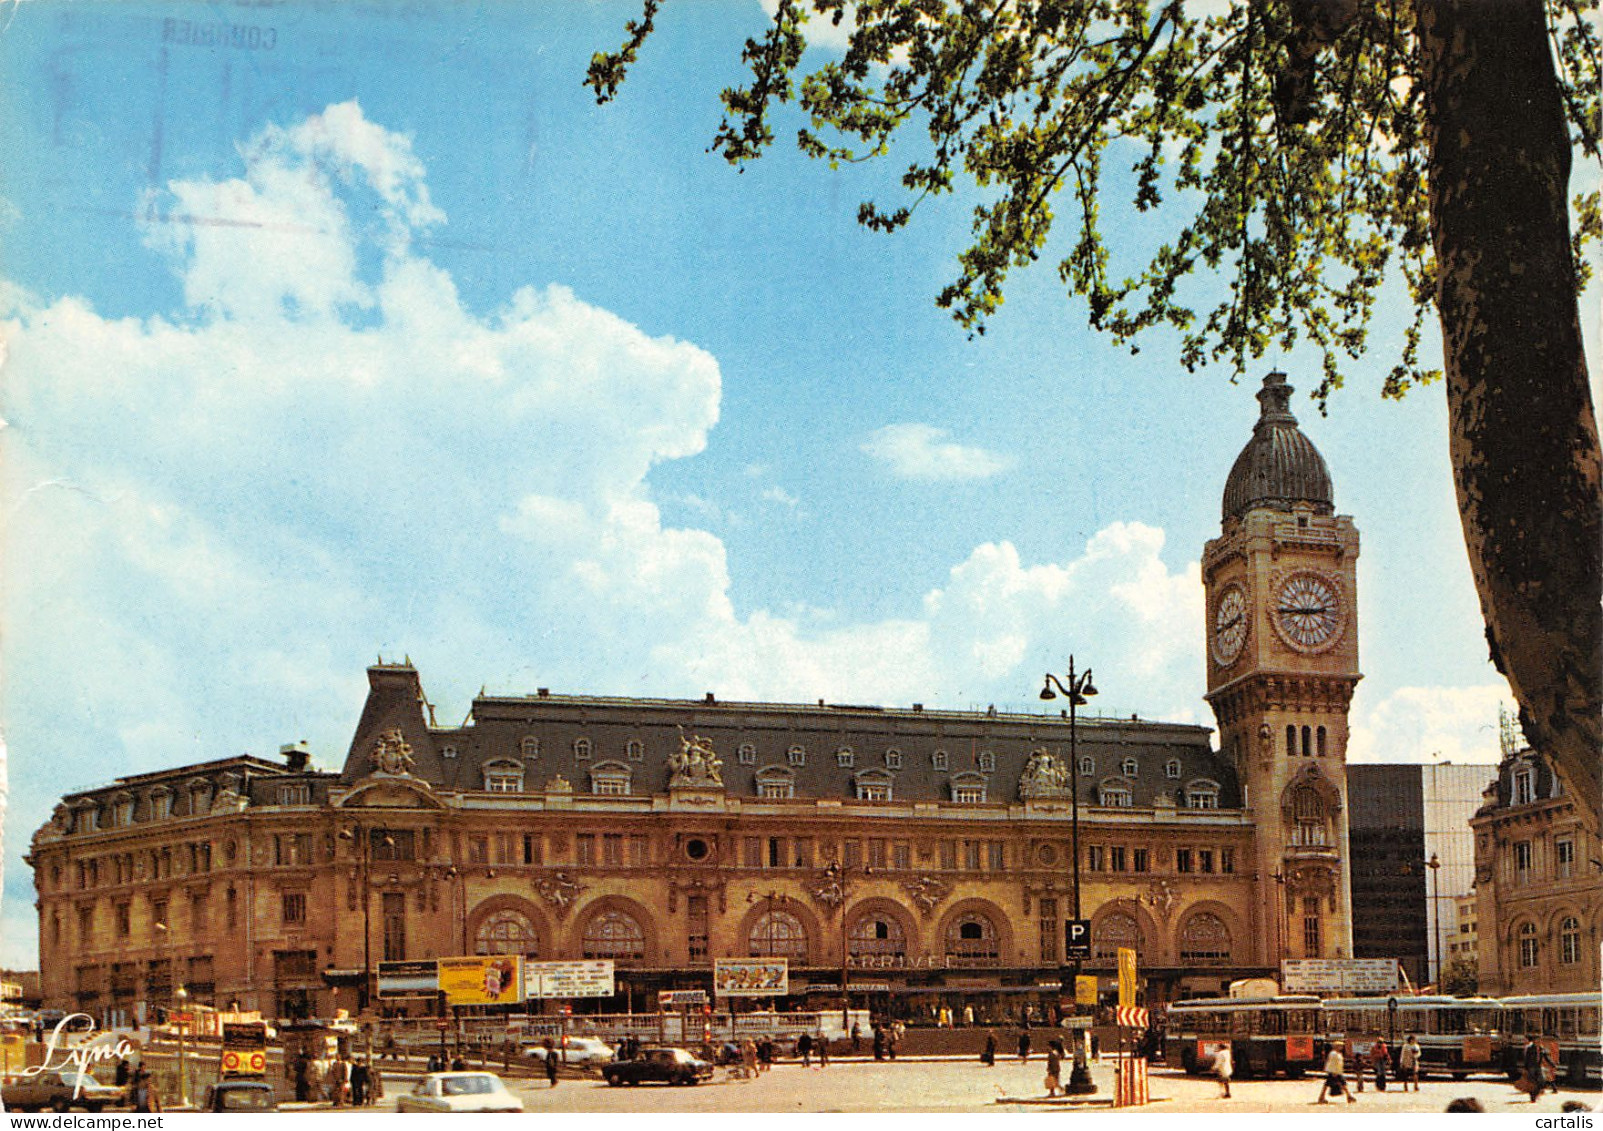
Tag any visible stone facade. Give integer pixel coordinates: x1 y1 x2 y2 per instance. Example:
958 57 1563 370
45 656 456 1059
1470 746 1601 995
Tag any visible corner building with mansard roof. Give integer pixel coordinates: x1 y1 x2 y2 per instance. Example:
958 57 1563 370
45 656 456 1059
31 372 1358 1023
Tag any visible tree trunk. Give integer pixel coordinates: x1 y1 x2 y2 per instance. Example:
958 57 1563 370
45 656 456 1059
1417 0 1601 818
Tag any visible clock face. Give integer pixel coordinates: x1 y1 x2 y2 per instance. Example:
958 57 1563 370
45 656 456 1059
1212 584 1248 665
1273 570 1344 652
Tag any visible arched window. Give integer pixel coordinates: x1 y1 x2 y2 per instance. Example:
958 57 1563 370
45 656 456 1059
788 745 806 766
1291 786 1327 845
573 738 592 759
1164 759 1181 780
944 912 1000 962
1301 726 1312 757
1185 780 1220 809
483 760 523 793
754 766 795 800
1316 727 1328 757
520 736 540 759
626 740 645 762
932 749 949 770
1179 912 1233 964
1518 922 1540 968
1093 911 1143 960
848 913 906 959
475 909 539 957
748 910 808 960
1559 916 1581 965
1121 758 1139 777
583 908 646 961
1286 725 1296 757
885 748 903 769
836 747 856 767
1079 756 1095 776
977 750 996 772
737 743 757 765
589 762 632 796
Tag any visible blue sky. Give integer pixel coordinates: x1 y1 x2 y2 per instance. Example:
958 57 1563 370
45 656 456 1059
2 1 1590 967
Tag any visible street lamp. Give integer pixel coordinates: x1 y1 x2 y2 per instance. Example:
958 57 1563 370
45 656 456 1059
339 826 380 1013
1271 868 1289 973
1425 853 1442 988
174 983 189 1108
1040 656 1096 1094
821 861 871 1032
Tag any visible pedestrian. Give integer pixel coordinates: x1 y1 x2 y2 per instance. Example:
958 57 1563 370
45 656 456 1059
1316 1044 1356 1104
963 1003 975 1028
368 1064 384 1107
115 1057 131 1087
543 1039 559 1088
1212 1043 1233 1099
742 1038 759 1079
1352 1041 1367 1092
816 1032 830 1069
1398 1035 1421 1092
330 1055 349 1107
1045 1040 1063 1097
131 1068 161 1113
1018 1028 1031 1062
1520 1036 1557 1102
797 1031 813 1068
1369 1036 1390 1092
887 1023 899 1060
758 1037 773 1072
981 1031 997 1067
352 1058 371 1106
872 1027 886 1061
851 1021 862 1054
294 1054 311 1103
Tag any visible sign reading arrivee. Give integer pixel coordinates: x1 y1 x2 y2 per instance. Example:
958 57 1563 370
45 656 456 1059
1065 919 1092 960
522 959 616 1000
1281 958 1400 994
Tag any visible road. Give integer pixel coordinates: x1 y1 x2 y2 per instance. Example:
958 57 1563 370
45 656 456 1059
313 1058 1598 1114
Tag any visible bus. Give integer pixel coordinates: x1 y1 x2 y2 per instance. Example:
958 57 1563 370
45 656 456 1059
1500 994 1602 1087
1321 996 1506 1079
1164 996 1325 1078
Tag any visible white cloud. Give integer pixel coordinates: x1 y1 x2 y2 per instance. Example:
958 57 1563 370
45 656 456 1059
861 422 1012 481
1347 684 1510 764
761 485 799 508
761 0 857 52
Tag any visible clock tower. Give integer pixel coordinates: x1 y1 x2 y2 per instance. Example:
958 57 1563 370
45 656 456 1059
1204 372 1359 966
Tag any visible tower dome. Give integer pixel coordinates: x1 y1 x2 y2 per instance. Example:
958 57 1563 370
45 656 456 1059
1221 372 1333 521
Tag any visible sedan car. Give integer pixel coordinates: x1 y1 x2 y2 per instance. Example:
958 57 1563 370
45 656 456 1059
522 1036 616 1068
395 1072 525 1113
602 1047 714 1087
200 1079 277 1112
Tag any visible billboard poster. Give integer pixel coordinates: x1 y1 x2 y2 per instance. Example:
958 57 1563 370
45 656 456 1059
377 959 439 999
438 956 523 1006
1117 947 1138 1009
522 959 616 1000
713 958 788 997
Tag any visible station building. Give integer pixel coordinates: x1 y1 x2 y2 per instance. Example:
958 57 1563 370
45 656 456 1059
31 373 1365 1024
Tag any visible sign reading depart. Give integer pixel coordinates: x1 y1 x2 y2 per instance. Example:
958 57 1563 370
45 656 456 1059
522 959 616 1000
1281 958 1399 994
438 956 523 1005
713 958 788 997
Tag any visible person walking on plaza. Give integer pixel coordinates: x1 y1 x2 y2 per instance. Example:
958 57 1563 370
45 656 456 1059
1398 1035 1421 1092
981 1031 997 1067
1044 1040 1063 1097
797 1031 813 1068
872 1026 886 1061
350 1057 369 1106
1017 1029 1031 1062
1212 1043 1233 1099
1317 1044 1356 1104
131 1068 161 1113
543 1039 559 1088
1369 1037 1390 1091
1520 1036 1557 1102
816 1032 830 1069
851 1022 862 1055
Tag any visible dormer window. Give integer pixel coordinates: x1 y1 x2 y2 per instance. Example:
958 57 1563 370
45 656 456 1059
755 766 795 800
187 779 211 814
932 749 949 771
1121 757 1139 777
589 761 631 796
484 760 524 793
1097 781 1133 808
1185 780 1220 809
626 740 645 762
112 794 135 827
520 736 540 760
277 783 311 807
950 772 987 804
1511 764 1535 806
787 746 806 767
149 789 172 821
574 738 592 760
1078 756 1094 776
836 747 855 768
738 743 757 765
977 750 996 772
885 748 903 769
1165 759 1181 779
854 768 893 802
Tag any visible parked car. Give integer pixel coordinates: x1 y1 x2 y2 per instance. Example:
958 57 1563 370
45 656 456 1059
522 1036 616 1068
602 1047 714 1087
2 1069 128 1112
396 1072 524 1113
200 1079 277 1112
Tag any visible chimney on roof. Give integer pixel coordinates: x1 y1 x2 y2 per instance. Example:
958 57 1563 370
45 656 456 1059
280 742 310 772
538 688 549 698
705 692 716 704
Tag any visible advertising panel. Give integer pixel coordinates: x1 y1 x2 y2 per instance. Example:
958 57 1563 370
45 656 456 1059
438 956 523 1006
1075 975 1098 1006
1117 947 1138 1009
522 959 616 1000
1281 958 1399 995
220 1022 269 1076
659 989 709 1008
713 958 788 997
377 959 439 999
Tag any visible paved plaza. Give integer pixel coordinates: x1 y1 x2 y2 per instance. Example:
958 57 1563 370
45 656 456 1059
311 1058 1598 1114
